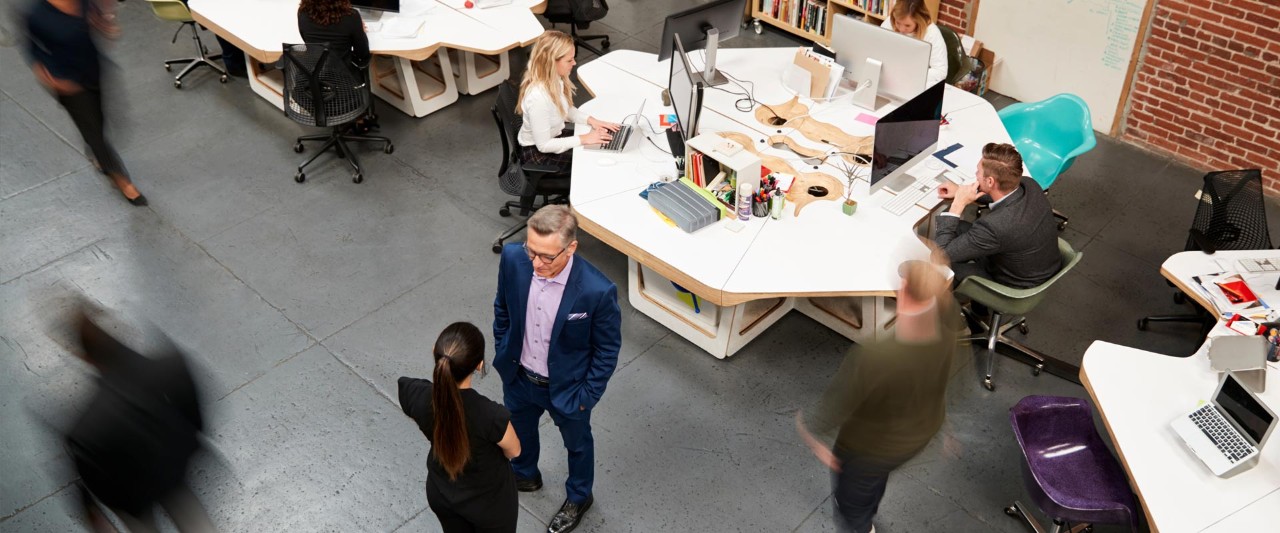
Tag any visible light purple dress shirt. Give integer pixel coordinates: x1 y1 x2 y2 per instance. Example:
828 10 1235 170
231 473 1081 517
521 256 574 377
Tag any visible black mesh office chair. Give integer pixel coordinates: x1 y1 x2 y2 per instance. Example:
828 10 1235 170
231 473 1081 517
491 82 570 253
283 43 393 184
543 0 611 58
1139 169 1272 333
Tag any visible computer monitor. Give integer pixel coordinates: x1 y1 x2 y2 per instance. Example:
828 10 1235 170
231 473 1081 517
668 33 704 142
352 0 400 13
869 81 944 195
830 14 931 109
657 0 746 86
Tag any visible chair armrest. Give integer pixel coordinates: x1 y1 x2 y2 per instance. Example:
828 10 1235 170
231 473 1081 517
1189 228 1217 254
521 162 562 175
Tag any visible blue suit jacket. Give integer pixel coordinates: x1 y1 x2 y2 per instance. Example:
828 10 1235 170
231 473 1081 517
493 243 622 417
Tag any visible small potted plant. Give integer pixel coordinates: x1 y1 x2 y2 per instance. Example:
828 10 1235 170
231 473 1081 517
841 170 859 216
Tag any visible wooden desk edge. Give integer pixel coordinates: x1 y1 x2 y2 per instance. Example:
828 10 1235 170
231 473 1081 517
1081 364 1160 532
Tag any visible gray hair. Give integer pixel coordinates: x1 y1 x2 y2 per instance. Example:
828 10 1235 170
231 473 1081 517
527 205 578 246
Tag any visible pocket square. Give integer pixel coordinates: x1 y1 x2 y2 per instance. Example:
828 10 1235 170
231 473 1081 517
567 312 589 321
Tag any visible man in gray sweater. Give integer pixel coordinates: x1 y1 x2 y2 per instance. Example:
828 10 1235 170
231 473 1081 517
934 142 1061 289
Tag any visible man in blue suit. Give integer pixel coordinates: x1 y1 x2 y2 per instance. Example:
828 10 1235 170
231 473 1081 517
493 205 622 533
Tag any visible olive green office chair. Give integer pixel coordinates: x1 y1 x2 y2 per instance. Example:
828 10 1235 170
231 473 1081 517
957 238 1083 391
144 0 228 88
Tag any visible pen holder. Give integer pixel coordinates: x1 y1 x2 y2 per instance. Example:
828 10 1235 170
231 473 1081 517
752 199 771 218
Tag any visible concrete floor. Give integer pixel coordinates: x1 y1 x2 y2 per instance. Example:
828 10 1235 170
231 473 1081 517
3 1 1279 531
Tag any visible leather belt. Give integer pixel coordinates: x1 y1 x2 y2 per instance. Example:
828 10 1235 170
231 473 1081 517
519 366 549 387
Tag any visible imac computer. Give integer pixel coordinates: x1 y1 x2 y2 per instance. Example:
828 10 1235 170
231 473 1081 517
669 33 705 141
353 0 400 21
658 0 746 86
830 14 931 110
870 81 944 195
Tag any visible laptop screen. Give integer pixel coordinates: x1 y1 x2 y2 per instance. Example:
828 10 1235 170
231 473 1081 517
1218 374 1275 443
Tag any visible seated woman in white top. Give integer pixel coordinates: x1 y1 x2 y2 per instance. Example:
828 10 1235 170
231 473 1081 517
517 31 617 173
880 0 948 88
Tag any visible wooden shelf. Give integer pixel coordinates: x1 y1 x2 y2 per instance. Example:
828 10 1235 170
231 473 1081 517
749 0 939 48
754 11 830 45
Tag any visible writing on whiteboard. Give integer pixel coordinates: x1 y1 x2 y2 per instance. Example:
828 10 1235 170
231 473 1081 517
1089 0 1144 71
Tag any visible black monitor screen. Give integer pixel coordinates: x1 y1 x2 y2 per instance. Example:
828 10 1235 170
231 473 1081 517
352 0 400 12
658 0 746 61
871 81 944 185
668 34 702 140
1219 374 1275 443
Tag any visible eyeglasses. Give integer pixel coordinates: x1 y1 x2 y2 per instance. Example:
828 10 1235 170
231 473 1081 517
524 242 570 264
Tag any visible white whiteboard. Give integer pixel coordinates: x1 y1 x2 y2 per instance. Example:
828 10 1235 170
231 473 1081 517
973 0 1148 133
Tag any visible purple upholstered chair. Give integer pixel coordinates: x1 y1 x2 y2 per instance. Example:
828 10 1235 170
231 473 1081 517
1007 396 1140 533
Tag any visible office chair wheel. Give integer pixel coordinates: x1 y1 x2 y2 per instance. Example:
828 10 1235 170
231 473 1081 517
499 207 512 217
1004 506 1018 517
983 378 995 391
384 143 394 154
1057 220 1068 231
492 242 502 253
294 171 305 183
753 20 763 35
1018 323 1029 335
174 79 182 89
293 142 304 153
1032 364 1043 376
220 75 228 83
164 64 172 71
1137 318 1148 331
353 173 363 184
601 38 611 49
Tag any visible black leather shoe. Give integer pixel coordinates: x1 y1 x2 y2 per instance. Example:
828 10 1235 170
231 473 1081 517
547 496 592 533
515 477 542 492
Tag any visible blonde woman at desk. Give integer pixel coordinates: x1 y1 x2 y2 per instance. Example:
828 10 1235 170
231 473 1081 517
517 31 619 174
881 0 948 88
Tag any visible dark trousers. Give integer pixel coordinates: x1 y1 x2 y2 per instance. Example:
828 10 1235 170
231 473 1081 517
518 127 576 174
504 373 594 504
56 87 127 177
831 451 914 533
426 480 518 533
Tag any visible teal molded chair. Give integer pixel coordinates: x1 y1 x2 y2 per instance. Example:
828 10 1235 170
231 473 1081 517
957 238 1083 391
144 0 228 88
998 94 1096 230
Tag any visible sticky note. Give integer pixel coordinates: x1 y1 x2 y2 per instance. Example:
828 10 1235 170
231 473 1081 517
856 113 878 125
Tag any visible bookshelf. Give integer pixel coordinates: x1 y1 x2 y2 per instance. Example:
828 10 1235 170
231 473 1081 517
748 0 939 47
684 134 762 216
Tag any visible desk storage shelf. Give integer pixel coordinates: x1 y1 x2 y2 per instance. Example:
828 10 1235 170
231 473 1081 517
684 134 762 214
748 0 939 47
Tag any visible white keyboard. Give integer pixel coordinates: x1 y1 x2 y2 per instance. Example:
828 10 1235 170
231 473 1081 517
1240 258 1280 273
882 173 946 215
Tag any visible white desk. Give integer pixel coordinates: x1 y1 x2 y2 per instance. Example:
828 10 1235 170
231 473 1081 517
1161 249 1280 318
188 0 546 116
573 48 1013 357
1081 340 1280 532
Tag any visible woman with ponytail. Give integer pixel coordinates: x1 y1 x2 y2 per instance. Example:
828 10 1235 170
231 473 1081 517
399 322 521 532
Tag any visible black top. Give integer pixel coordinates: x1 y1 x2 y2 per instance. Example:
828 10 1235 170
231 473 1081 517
23 0 101 88
297 10 370 70
398 377 515 503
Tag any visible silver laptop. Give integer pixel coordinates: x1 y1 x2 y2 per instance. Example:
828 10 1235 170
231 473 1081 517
1171 371 1277 477
587 100 645 152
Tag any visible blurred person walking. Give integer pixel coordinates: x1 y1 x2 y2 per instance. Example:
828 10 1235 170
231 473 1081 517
63 305 214 532
20 0 147 205
796 260 959 533
399 322 522 533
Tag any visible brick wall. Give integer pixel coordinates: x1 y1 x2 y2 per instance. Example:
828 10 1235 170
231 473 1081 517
936 0 974 33
1122 0 1280 193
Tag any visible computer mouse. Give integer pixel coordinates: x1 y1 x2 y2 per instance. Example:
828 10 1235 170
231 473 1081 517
597 158 617 167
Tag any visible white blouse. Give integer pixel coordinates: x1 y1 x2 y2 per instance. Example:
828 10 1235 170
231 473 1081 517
880 19 949 88
517 82 589 154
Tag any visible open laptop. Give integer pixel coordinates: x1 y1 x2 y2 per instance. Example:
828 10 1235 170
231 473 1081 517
1171 371 1277 477
587 100 646 152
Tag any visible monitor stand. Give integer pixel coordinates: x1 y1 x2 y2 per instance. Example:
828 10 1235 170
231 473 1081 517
356 8 385 22
849 58 882 111
882 172 918 193
700 28 729 86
